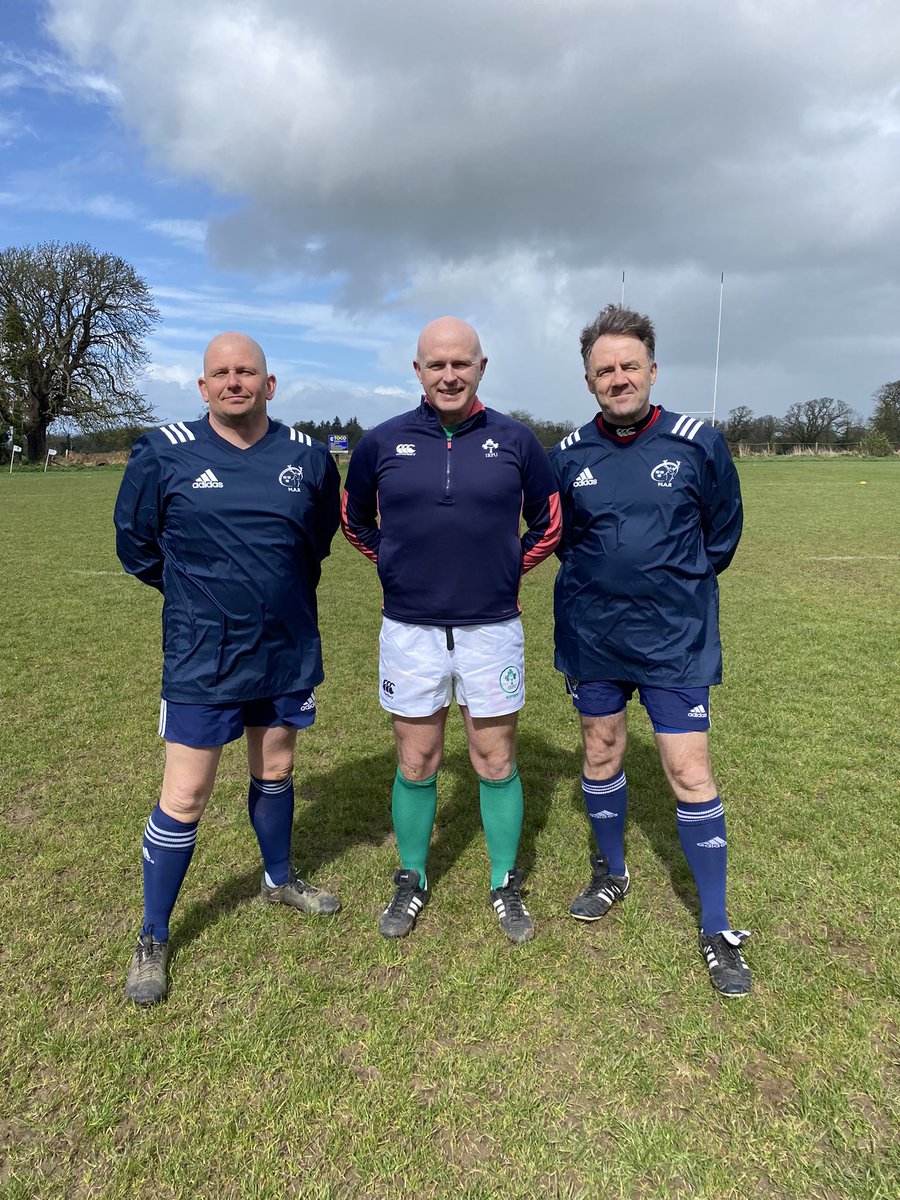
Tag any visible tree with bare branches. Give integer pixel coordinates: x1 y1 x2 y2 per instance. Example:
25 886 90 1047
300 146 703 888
0 241 160 460
780 396 856 447
720 404 754 445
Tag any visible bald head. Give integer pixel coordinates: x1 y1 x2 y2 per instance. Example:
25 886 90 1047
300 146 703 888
416 316 483 363
203 331 268 377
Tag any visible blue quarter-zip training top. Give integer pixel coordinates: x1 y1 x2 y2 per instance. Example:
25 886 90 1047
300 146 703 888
341 398 561 625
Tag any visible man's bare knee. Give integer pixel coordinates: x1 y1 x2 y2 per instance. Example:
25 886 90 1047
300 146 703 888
258 757 294 782
160 785 209 823
398 751 441 781
668 764 716 798
581 715 627 778
469 747 516 780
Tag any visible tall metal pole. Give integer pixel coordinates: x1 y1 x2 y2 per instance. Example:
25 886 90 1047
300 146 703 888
712 272 724 426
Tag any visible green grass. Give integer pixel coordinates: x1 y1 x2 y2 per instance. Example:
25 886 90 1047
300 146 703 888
0 458 898 1199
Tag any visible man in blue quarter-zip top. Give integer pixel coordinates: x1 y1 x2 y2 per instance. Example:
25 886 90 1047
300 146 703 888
342 317 561 944
551 304 751 998
114 332 341 1006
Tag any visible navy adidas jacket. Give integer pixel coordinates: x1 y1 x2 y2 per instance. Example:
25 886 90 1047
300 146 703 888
550 407 742 686
114 416 340 703
342 398 561 625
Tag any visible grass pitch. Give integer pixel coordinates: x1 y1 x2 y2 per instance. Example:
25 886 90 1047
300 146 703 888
0 457 897 1199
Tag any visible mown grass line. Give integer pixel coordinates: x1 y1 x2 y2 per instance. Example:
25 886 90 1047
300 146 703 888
0 458 897 1199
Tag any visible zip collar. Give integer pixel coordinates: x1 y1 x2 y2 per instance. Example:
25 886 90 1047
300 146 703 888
419 396 486 434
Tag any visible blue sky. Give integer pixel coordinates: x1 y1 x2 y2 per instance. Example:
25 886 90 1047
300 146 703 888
2 1 898 429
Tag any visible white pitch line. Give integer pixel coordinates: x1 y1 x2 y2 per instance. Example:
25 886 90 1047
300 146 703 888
807 556 899 562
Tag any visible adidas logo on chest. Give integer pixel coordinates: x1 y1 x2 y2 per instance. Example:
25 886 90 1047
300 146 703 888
192 469 224 489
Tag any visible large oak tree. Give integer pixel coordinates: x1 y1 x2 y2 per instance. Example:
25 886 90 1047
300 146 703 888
0 241 159 460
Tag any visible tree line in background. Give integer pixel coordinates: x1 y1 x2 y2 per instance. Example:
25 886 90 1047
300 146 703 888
715 388 900 455
2 240 899 462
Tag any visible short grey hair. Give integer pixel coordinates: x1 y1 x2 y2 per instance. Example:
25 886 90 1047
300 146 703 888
580 304 656 371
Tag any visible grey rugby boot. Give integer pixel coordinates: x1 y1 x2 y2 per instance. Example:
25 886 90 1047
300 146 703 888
124 932 169 1006
261 867 341 915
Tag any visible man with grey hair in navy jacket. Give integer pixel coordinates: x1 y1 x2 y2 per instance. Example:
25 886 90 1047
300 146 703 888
551 303 750 998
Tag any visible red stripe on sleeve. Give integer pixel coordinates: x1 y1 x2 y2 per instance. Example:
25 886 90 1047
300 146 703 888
340 490 379 563
522 490 562 572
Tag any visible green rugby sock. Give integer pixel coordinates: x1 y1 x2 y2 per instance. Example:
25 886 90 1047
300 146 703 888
479 765 524 889
391 767 437 884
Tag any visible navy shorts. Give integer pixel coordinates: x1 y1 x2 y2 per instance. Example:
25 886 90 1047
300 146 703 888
565 678 711 733
159 690 317 748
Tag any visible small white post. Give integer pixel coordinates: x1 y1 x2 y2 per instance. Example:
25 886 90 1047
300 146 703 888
44 448 58 472
9 444 21 475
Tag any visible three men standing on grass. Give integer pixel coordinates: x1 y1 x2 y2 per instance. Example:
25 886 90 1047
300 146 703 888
342 317 561 943
115 309 750 1001
114 332 342 1006
550 304 751 997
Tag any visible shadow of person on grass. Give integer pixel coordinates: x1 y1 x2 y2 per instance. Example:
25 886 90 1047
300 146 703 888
172 744 395 954
171 729 579 955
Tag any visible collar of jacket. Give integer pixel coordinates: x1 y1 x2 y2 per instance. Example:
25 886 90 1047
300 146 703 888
418 396 486 433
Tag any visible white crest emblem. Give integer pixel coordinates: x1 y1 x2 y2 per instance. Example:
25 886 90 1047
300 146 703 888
279 465 304 491
396 443 416 456
651 459 681 487
482 438 499 458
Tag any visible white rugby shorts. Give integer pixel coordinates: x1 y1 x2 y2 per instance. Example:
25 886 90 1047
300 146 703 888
378 617 525 718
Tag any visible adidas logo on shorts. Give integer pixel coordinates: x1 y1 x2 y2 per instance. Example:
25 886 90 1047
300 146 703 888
688 704 708 719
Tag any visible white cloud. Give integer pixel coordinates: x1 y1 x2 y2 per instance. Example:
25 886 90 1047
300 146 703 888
41 0 900 418
144 362 197 390
0 45 119 103
83 193 138 221
146 218 207 250
0 112 30 147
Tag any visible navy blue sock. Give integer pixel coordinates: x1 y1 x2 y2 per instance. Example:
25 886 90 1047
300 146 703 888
677 795 730 934
141 804 198 942
248 774 294 887
582 771 627 875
